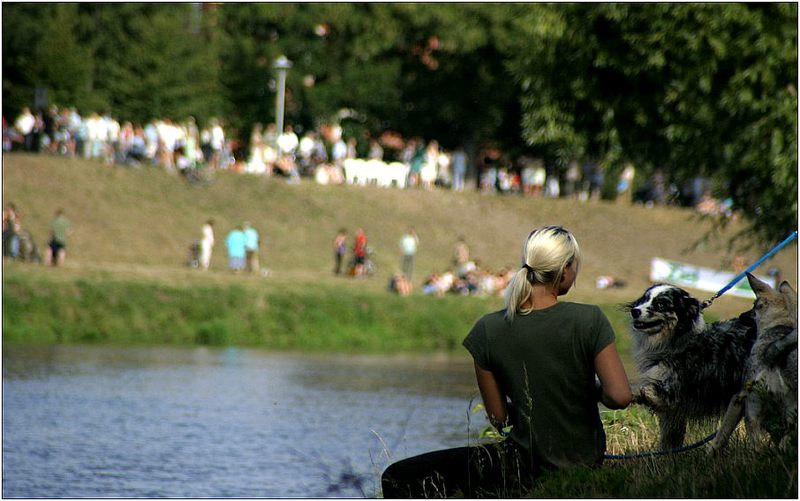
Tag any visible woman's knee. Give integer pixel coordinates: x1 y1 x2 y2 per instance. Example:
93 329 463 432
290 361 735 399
381 460 415 498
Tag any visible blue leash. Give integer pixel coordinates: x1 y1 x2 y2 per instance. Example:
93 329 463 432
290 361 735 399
701 230 798 309
604 432 717 460
608 231 796 461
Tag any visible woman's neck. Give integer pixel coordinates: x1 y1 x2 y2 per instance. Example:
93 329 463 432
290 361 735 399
522 285 559 310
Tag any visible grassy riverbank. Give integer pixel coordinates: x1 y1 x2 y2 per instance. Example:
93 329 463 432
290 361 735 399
3 268 495 351
3 151 785 351
3 266 632 355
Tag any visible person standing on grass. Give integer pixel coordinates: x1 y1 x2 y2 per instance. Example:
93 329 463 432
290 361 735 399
3 203 20 259
453 236 469 268
225 225 247 273
243 221 260 273
399 227 419 281
333 228 347 275
45 209 71 266
200 219 215 270
382 225 632 498
353 228 367 277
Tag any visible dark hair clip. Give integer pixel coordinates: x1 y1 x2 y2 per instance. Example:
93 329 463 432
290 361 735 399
522 263 535 284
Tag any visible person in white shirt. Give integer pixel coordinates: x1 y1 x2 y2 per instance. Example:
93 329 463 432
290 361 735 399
209 119 225 169
200 219 215 270
277 124 299 158
14 107 36 151
400 227 419 280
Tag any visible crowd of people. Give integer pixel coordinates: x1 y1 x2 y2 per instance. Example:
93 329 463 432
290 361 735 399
5 104 733 216
4 106 234 175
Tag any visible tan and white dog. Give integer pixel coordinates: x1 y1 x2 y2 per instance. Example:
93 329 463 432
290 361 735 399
709 273 797 453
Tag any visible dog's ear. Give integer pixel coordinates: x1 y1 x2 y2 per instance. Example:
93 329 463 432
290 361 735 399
684 294 701 321
747 272 772 296
677 292 702 333
779 281 797 319
778 280 796 298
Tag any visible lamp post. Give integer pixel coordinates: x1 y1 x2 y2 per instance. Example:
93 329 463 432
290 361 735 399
273 55 293 157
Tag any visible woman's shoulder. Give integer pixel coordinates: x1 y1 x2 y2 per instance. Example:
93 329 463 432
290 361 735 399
550 302 605 322
473 309 513 333
561 301 603 313
480 309 509 324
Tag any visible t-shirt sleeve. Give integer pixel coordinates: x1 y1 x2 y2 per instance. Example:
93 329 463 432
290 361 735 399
592 306 616 356
462 317 490 369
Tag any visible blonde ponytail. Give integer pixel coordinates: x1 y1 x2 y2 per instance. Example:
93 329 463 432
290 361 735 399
504 225 581 321
504 268 534 321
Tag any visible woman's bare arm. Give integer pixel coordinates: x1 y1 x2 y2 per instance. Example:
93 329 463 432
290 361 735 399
595 343 632 409
474 361 508 430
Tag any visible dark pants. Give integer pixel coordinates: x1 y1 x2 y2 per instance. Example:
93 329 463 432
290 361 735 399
402 254 414 280
3 229 17 257
48 239 65 265
334 252 345 274
381 441 537 498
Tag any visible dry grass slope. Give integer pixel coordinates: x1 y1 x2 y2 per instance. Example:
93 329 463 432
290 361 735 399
3 152 795 318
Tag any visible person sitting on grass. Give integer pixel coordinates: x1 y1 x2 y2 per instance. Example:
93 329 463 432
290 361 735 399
381 225 632 498
388 272 412 296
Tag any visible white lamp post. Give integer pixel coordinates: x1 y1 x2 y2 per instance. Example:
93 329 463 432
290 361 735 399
273 55 293 157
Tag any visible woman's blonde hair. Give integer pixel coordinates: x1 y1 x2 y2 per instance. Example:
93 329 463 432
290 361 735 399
504 225 581 321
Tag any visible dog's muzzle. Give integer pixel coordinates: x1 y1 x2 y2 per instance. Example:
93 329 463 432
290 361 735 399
631 309 663 332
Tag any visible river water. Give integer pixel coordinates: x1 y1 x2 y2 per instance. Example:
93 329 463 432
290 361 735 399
3 344 483 498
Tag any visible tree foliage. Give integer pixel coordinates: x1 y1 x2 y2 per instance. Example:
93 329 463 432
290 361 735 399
501 3 797 245
2 4 796 244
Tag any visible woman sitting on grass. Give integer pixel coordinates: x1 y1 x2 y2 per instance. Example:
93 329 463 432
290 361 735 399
381 225 632 498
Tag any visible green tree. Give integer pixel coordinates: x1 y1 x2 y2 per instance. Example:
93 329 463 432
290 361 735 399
214 3 526 166
98 5 224 123
502 3 797 246
29 4 94 110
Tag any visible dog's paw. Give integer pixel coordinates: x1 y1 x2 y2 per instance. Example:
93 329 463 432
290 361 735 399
629 385 646 405
632 384 667 410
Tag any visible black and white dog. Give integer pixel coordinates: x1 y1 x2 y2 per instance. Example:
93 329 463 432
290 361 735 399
627 284 757 449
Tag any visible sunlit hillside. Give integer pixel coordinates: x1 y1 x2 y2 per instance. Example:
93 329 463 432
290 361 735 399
3 153 796 318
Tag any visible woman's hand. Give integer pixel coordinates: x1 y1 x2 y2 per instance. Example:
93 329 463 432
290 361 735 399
474 361 508 430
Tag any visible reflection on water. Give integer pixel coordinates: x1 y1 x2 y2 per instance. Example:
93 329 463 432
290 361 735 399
3 344 481 498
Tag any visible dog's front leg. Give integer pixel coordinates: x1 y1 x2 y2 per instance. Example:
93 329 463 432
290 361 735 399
708 391 746 455
659 413 687 450
743 389 767 451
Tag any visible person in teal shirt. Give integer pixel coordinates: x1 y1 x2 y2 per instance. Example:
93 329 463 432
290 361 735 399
243 221 260 273
225 226 246 272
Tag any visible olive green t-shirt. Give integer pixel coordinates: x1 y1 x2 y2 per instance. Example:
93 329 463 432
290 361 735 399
51 215 70 245
463 301 615 470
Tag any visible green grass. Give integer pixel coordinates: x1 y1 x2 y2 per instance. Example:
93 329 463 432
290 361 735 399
456 407 797 498
2 270 500 351
529 407 798 498
3 269 636 356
